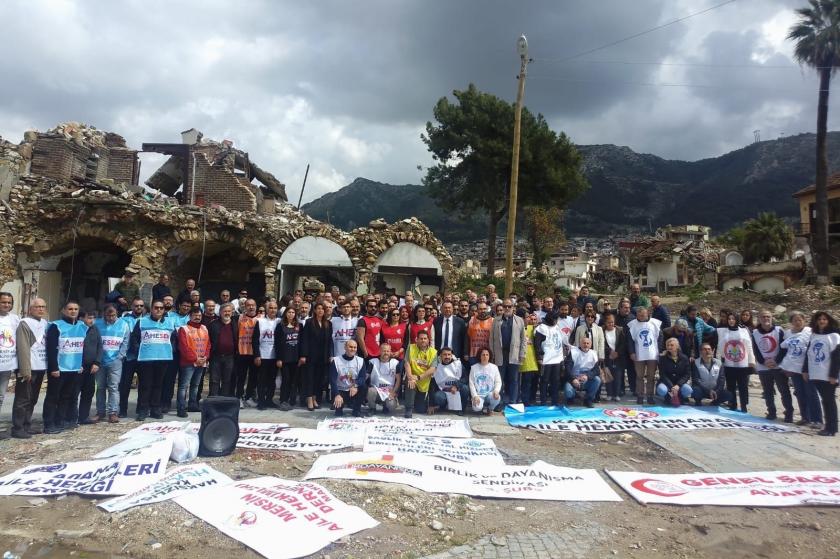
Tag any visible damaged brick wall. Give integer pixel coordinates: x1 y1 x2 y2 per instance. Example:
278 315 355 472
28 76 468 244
185 148 257 213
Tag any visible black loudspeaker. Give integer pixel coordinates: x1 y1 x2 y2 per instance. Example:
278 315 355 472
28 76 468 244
198 396 240 457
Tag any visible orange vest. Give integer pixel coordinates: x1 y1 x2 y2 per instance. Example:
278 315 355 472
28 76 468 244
468 317 493 358
181 323 210 360
238 315 256 355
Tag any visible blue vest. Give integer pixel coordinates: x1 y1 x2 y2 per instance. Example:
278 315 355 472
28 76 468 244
95 318 129 365
137 316 175 362
121 314 144 361
171 312 190 328
54 319 89 372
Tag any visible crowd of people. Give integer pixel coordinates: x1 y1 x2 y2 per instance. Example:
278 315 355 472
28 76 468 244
0 274 837 440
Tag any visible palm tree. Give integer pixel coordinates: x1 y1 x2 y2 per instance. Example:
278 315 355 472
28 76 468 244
741 212 795 264
788 0 840 284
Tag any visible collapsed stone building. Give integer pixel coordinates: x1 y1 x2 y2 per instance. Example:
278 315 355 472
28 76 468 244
0 123 452 317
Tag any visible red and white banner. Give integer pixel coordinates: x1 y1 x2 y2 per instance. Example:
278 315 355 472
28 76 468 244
175 477 378 559
607 470 840 507
306 452 621 502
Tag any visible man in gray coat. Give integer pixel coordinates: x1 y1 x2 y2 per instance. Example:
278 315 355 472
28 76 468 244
489 298 526 406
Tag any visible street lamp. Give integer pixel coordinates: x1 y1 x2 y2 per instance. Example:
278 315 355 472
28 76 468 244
505 34 529 296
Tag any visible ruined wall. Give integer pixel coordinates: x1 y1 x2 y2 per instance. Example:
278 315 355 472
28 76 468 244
185 148 257 213
0 124 452 301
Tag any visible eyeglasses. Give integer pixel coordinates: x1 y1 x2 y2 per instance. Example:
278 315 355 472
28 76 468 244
152 306 164 310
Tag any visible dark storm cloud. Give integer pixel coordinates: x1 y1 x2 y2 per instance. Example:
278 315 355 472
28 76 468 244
0 0 827 201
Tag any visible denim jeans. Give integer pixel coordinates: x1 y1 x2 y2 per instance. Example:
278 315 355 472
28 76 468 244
656 382 693 403
432 384 471 410
178 365 205 412
691 384 735 407
96 360 123 415
564 374 602 403
471 393 501 413
791 373 823 423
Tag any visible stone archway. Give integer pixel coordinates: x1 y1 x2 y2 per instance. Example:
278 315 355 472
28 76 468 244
277 236 357 296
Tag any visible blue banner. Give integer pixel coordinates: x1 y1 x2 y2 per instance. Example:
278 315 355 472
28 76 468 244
504 405 792 433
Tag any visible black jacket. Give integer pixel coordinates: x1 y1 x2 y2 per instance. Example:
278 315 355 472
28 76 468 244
274 322 300 363
433 315 467 357
603 327 627 366
299 318 333 365
208 318 238 358
658 352 691 388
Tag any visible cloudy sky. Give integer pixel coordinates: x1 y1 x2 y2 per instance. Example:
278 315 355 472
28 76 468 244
1 0 833 203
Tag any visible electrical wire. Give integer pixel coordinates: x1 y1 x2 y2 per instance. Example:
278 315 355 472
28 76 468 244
527 74 824 92
537 59 802 69
64 207 85 305
537 0 739 63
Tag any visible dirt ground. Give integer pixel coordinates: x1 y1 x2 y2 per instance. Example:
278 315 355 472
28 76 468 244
0 396 838 559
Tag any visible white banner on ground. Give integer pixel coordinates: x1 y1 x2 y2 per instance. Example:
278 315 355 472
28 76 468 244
362 433 504 465
175 477 379 559
120 421 199 439
95 433 168 459
317 416 473 439
607 470 840 507
0 439 172 497
120 422 292 440
305 452 621 502
237 428 357 452
99 463 232 512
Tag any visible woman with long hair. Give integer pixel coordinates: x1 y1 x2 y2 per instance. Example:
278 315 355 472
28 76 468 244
469 348 502 415
274 306 300 411
805 311 840 436
781 311 820 428
299 302 333 411
407 305 434 347
381 308 407 361
717 311 755 412
739 309 755 331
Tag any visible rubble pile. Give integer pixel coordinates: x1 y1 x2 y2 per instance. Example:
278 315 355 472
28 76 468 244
0 124 454 294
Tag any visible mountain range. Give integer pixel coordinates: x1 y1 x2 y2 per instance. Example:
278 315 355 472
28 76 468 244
302 132 840 241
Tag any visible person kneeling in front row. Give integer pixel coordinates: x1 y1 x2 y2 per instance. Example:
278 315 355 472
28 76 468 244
366 342 401 414
656 338 693 406
691 342 735 407
564 337 602 407
432 347 471 415
469 348 502 414
330 340 366 417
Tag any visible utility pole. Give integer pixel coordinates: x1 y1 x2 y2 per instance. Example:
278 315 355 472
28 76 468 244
505 35 530 297
297 163 310 210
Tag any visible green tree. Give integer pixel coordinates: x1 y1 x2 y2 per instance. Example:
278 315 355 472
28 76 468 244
740 212 795 264
523 206 565 268
716 225 746 248
788 0 840 284
422 84 588 275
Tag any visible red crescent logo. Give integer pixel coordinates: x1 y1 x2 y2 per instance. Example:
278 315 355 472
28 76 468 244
630 478 689 497
759 335 778 354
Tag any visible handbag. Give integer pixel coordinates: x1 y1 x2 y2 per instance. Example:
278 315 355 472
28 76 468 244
600 365 614 384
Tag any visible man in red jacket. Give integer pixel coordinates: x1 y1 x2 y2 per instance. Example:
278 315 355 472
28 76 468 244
176 309 211 417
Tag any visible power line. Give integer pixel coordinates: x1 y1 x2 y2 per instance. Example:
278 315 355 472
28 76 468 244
527 74 823 92
540 0 739 63
537 59 801 70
